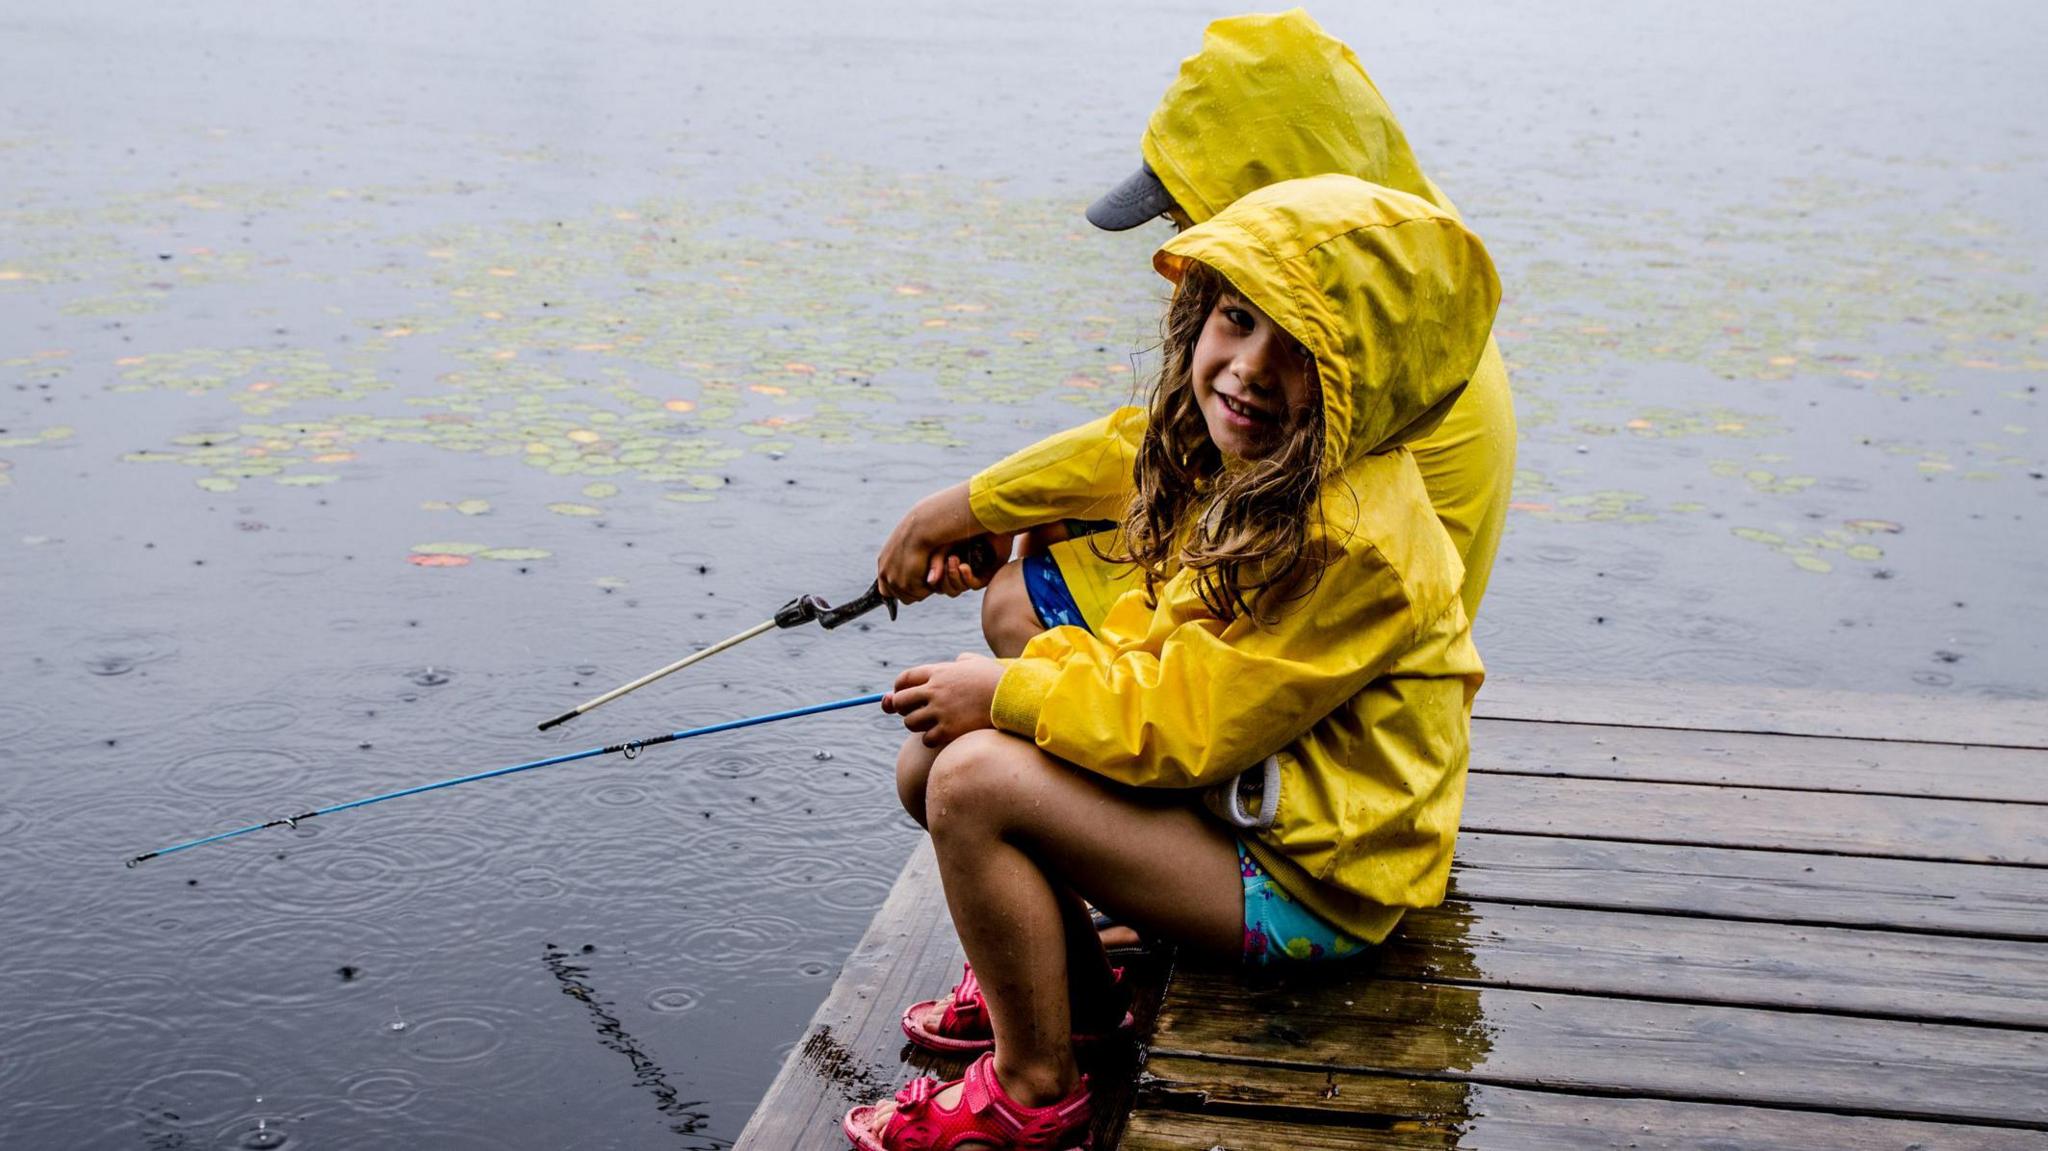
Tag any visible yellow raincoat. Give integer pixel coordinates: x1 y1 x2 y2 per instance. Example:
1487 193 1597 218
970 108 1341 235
969 9 1516 622
990 175 1500 941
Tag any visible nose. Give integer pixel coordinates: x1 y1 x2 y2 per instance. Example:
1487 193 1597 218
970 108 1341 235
1231 327 1286 392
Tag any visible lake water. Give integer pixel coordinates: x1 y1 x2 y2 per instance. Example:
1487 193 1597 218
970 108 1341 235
2 1 2043 1146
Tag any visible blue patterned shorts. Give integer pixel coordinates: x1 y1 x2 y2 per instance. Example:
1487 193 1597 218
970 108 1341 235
1239 840 1366 966
1022 553 1090 631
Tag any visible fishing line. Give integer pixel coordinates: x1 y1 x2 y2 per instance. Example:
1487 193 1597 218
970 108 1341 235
125 692 885 868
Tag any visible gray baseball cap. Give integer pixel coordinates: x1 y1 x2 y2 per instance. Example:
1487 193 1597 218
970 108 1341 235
1085 162 1178 231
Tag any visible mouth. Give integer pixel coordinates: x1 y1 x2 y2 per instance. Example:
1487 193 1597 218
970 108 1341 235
1218 393 1275 425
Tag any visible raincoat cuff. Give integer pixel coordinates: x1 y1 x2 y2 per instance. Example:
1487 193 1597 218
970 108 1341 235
991 657 1060 737
966 470 1027 536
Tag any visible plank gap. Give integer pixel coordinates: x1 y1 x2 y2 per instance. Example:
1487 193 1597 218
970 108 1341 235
1468 825 2048 870
1143 1047 2048 1132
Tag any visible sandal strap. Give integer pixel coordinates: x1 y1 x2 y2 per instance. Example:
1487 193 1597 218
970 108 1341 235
960 1053 1093 1148
937 962 987 1035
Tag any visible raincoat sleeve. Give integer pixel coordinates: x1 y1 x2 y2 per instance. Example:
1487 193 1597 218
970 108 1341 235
989 536 1423 788
966 408 1146 535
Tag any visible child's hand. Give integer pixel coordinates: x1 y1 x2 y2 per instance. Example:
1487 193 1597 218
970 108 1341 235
877 484 1007 603
882 653 1007 748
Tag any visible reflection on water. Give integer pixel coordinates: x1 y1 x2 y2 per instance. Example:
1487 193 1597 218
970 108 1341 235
1 0 2042 1145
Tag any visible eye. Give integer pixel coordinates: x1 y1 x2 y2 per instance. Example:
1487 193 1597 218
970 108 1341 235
1221 306 1255 332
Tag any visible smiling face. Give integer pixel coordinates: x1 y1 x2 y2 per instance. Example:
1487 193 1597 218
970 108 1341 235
1190 289 1316 460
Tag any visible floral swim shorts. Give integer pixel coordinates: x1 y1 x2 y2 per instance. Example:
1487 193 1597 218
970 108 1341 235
1239 840 1366 966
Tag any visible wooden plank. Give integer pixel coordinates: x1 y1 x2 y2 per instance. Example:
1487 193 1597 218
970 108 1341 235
1151 966 2048 1127
1450 833 2048 940
1475 678 2048 749
1461 773 2048 865
733 840 964 1151
1130 1059 2048 1149
1122 1111 1439 1150
1380 901 2048 1027
1472 717 2048 804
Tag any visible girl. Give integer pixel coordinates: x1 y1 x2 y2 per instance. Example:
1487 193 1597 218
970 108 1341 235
846 173 1499 1151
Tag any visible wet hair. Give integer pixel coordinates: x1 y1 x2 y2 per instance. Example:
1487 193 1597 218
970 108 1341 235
1108 261 1330 625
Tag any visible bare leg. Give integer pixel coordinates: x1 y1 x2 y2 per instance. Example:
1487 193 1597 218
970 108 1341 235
865 731 1240 1141
894 733 940 828
981 558 1044 659
981 523 1076 658
898 732 1119 1015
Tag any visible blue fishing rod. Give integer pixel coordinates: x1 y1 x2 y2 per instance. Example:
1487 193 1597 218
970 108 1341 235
125 692 884 868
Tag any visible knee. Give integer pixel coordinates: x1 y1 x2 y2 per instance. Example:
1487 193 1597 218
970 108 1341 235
924 729 1024 835
894 735 936 828
980 562 1043 659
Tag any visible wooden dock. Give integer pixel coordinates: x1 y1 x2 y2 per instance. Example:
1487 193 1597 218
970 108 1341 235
736 681 2048 1149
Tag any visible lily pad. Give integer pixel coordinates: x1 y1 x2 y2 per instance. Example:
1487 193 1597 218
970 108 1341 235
547 502 603 517
478 547 551 561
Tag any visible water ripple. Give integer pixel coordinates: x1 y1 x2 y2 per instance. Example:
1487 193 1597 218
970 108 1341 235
78 628 179 677
217 821 497 919
395 1004 522 1065
340 1067 424 1115
644 985 705 1014
181 916 410 1010
0 701 43 742
812 872 894 914
123 1066 262 1132
206 700 304 735
669 913 804 970
161 747 315 802
213 1110 297 1149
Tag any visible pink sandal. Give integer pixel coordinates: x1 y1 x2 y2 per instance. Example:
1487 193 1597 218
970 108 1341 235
901 962 1133 1054
842 1051 1092 1151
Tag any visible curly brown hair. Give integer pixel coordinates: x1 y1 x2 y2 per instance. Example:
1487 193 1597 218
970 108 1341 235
1104 261 1332 625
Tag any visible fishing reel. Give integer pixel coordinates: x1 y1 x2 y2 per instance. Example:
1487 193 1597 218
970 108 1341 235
774 584 898 631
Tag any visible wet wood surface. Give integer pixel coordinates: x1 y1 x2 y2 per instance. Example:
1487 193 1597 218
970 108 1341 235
1382 900 2048 1027
1125 1068 2048 1150
1471 717 2048 803
1474 677 2048 748
743 683 2048 1149
1450 832 2048 939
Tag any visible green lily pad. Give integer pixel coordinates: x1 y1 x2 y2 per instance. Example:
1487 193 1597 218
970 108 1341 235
547 502 603 517
478 547 552 561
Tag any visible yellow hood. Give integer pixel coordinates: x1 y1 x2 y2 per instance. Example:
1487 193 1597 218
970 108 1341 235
1155 174 1500 471
1141 9 1448 223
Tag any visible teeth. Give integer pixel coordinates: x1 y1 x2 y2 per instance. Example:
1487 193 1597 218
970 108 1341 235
1223 395 1263 420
